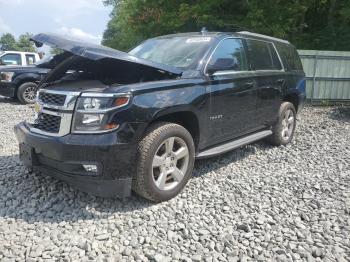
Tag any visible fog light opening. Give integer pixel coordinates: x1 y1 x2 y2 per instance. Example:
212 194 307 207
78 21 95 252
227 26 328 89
83 164 98 173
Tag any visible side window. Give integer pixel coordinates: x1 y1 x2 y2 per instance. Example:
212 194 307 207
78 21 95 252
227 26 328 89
0 53 22 65
246 40 282 70
276 43 303 71
207 38 248 72
26 54 36 65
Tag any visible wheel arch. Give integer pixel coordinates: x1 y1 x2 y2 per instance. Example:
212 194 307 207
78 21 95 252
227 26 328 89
13 74 40 97
148 109 200 151
283 93 299 112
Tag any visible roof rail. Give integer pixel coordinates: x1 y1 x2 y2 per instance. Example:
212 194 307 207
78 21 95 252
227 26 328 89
237 31 290 44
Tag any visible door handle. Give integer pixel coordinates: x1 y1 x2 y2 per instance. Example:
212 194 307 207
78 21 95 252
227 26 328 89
276 79 285 84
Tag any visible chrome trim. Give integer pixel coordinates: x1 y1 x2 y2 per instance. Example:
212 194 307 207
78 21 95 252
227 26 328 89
29 126 64 137
38 89 80 110
72 126 120 134
30 89 81 137
80 92 131 98
30 90 131 137
212 70 252 76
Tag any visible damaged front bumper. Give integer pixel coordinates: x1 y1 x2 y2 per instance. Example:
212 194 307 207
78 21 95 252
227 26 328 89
14 122 139 197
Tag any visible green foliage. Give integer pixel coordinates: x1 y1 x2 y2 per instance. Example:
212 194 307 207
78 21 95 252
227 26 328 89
0 33 17 51
0 33 36 52
16 33 36 52
51 48 63 56
103 0 350 51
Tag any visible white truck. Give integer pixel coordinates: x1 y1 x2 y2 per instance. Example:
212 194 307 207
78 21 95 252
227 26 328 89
0 51 41 66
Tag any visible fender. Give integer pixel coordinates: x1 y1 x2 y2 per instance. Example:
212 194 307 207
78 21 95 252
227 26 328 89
13 72 43 86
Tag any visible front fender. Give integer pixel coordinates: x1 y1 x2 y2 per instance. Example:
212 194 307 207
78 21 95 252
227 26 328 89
13 73 42 86
132 84 206 122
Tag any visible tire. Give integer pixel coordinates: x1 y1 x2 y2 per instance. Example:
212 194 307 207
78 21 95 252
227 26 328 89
266 102 297 146
132 122 195 202
17 82 38 104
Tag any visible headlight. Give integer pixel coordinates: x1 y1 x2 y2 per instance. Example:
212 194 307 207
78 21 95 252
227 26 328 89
72 93 131 133
0 72 15 82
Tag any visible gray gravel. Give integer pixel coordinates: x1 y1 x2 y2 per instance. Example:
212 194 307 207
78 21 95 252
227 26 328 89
0 97 349 262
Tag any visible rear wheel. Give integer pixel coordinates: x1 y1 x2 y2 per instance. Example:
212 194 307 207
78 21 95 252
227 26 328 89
266 102 297 146
17 82 38 104
132 122 195 202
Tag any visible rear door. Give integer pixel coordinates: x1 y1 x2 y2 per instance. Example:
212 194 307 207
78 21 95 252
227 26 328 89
25 54 37 65
206 38 258 146
245 39 285 127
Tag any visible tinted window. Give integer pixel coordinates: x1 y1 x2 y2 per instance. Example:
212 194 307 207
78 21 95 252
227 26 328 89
207 38 248 72
26 54 36 65
276 43 303 71
0 53 22 65
246 40 282 70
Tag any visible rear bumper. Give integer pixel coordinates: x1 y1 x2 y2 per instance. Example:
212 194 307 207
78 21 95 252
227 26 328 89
14 122 140 197
0 82 15 97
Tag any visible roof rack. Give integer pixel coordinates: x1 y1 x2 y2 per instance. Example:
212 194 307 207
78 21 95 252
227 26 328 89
237 31 290 44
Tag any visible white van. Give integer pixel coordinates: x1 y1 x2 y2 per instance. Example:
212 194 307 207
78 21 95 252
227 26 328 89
0 51 41 66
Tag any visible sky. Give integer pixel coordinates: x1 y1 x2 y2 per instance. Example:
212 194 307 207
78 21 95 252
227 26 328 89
0 0 112 45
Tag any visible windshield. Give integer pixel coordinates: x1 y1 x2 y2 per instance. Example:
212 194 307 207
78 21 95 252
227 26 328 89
129 36 213 70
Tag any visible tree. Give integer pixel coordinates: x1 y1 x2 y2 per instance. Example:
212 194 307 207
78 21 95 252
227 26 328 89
102 0 350 51
0 33 36 52
16 33 36 52
0 33 18 51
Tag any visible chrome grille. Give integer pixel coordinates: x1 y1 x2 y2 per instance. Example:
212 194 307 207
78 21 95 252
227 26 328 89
30 90 80 137
33 113 61 133
39 92 66 106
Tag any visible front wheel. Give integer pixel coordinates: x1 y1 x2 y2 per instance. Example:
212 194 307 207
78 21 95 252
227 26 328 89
17 82 38 104
266 102 297 146
132 122 195 202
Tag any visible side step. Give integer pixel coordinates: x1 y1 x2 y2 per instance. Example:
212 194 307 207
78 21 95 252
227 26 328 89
196 130 273 159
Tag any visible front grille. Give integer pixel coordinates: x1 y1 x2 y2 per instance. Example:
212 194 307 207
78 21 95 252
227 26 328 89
33 113 61 133
39 92 66 106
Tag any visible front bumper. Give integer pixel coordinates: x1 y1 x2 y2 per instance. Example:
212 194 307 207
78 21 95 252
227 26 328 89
0 82 15 97
14 122 140 197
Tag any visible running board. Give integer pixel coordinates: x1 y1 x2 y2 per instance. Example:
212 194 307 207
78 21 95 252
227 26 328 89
196 130 272 159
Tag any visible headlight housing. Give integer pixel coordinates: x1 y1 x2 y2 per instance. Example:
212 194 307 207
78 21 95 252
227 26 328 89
72 93 131 134
0 72 15 82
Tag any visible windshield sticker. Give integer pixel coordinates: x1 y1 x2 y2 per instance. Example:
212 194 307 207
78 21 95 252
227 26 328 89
186 37 212 43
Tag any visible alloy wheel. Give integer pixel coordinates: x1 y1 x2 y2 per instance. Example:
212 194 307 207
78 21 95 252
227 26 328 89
152 136 189 191
23 86 37 103
281 109 295 140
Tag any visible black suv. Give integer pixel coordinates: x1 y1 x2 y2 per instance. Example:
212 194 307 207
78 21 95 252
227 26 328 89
14 32 306 202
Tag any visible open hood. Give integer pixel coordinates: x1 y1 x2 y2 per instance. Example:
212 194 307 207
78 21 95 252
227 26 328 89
30 33 182 76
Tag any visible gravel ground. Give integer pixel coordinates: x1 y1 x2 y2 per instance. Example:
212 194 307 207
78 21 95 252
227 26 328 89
0 97 349 262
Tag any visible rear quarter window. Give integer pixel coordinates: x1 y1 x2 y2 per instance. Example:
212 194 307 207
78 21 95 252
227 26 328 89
275 43 303 71
245 39 282 71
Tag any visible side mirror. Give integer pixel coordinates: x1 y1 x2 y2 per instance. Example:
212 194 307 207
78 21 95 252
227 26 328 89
0 58 5 65
207 58 239 75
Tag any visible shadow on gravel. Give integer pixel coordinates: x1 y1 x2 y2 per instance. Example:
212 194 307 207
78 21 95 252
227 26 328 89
0 143 269 224
193 142 267 178
0 96 21 105
328 106 350 123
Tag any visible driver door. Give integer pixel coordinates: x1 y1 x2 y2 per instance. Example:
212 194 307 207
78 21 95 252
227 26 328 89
206 38 258 146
